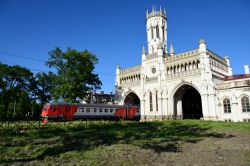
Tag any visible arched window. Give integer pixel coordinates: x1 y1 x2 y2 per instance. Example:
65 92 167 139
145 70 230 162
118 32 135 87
242 97 250 112
156 91 158 112
223 98 231 113
162 25 165 40
156 25 159 38
149 92 153 112
151 27 154 39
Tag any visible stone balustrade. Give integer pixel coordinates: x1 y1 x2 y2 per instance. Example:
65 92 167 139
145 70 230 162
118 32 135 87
217 80 250 90
167 69 201 79
164 49 199 63
120 65 141 74
206 49 227 66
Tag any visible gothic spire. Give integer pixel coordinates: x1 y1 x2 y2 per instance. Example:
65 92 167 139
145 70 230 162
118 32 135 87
142 45 146 55
199 38 206 44
170 43 175 56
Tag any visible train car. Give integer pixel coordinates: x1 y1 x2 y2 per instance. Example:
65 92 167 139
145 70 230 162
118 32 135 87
40 102 140 123
40 102 78 121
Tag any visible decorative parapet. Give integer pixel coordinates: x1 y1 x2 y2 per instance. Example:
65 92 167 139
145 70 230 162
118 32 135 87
167 69 201 79
120 81 141 88
120 65 141 75
217 80 250 90
146 10 166 20
217 83 231 90
208 49 228 74
206 49 227 66
164 49 199 64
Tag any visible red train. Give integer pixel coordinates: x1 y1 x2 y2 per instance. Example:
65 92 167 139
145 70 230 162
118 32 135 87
40 102 140 123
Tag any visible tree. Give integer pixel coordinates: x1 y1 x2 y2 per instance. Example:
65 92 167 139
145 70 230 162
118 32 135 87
35 72 55 105
46 47 102 102
114 85 124 104
0 63 35 118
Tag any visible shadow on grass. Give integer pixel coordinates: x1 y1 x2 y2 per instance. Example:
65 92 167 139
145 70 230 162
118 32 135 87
0 121 234 164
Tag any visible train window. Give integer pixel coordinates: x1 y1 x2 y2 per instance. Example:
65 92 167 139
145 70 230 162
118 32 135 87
86 108 90 112
79 108 84 112
104 109 108 113
99 108 103 113
110 109 113 113
93 108 97 113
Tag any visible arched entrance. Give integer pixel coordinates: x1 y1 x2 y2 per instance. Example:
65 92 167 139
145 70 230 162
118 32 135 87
124 92 140 106
173 84 203 119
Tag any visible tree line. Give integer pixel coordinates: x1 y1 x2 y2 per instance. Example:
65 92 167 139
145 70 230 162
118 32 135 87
0 47 102 119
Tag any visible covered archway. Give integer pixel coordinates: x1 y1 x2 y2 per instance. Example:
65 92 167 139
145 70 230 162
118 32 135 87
124 92 140 106
173 84 203 119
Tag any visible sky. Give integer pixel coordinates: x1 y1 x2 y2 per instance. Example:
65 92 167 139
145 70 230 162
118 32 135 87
0 0 250 93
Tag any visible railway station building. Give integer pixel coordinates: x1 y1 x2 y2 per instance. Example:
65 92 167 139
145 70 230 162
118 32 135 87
115 7 250 122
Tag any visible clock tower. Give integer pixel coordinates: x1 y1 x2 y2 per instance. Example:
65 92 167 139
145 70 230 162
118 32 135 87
146 6 167 55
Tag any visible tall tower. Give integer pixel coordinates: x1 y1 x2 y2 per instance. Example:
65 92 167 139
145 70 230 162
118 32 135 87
146 6 167 55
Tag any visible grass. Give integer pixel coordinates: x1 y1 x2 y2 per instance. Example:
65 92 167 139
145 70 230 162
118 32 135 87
0 120 250 165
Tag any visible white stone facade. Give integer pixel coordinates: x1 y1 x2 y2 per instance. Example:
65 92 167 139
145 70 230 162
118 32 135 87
115 7 250 122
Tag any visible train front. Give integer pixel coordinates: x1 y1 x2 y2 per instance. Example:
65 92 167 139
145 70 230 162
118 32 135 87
40 103 50 124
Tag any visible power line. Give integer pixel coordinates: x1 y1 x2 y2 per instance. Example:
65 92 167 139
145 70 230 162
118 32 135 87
0 51 46 63
0 58 51 73
0 51 116 77
0 59 115 77
0 59 115 88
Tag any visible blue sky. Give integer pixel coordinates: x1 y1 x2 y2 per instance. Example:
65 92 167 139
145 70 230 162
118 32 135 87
0 0 250 93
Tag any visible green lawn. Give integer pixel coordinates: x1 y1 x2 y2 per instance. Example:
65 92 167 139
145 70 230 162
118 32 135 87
0 120 250 165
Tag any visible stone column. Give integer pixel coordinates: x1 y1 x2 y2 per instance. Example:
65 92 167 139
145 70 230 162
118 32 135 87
177 100 183 119
231 86 239 122
201 94 210 120
159 96 164 119
208 94 217 120
140 99 146 122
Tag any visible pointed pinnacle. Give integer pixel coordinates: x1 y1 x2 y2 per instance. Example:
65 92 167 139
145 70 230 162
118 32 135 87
170 43 175 55
142 45 146 54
